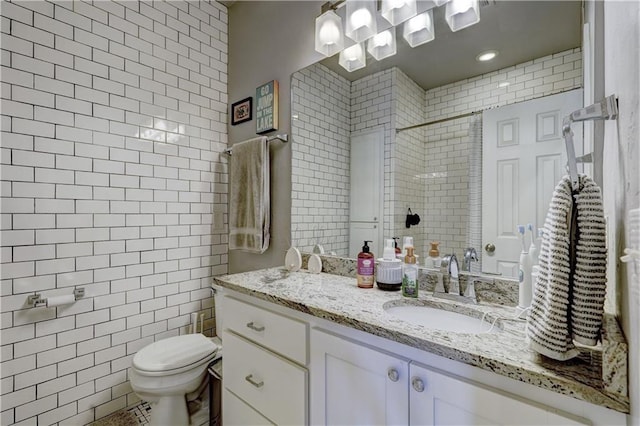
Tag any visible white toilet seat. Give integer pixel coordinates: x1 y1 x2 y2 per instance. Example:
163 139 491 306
133 334 218 375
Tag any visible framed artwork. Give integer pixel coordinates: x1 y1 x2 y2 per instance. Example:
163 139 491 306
256 80 279 134
231 97 252 125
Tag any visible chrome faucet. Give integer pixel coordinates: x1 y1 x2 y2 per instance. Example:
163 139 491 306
438 254 460 296
463 247 478 272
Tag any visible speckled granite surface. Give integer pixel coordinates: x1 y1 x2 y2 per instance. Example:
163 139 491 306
213 266 629 413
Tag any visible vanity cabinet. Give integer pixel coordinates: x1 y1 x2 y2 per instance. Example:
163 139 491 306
220 296 308 425
215 285 625 426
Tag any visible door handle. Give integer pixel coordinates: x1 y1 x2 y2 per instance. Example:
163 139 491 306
411 376 425 392
387 368 400 382
484 243 495 254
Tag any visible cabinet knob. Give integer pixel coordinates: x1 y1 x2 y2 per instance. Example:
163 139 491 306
246 322 265 332
387 368 400 382
245 374 264 388
411 376 425 392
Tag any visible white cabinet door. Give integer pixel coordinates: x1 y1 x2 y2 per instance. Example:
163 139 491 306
222 388 274 426
310 328 409 426
409 363 588 425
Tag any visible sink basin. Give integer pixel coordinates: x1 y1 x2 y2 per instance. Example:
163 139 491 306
383 302 501 334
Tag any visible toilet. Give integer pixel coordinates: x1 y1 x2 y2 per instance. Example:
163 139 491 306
130 333 221 426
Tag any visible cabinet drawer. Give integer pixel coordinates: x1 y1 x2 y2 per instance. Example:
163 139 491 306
223 296 307 364
223 331 307 425
223 388 274 426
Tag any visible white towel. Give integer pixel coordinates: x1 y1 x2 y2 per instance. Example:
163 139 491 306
527 174 607 361
229 136 270 253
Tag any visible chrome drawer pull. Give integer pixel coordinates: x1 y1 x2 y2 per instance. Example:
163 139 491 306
245 374 264 388
246 322 265 332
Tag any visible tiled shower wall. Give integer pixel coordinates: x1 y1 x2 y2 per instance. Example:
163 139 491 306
421 48 582 259
0 1 228 424
291 64 350 255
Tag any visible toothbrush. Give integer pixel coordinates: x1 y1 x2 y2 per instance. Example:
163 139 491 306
517 225 527 252
528 224 539 265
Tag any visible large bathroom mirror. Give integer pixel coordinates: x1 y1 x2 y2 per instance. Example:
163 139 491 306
291 1 584 277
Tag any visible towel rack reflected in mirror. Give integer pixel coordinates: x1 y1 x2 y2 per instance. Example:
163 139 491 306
224 134 288 155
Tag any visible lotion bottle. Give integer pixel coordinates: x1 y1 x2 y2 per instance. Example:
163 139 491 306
517 225 532 311
357 240 375 288
402 246 418 298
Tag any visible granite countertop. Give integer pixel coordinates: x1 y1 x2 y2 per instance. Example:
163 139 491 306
213 267 629 413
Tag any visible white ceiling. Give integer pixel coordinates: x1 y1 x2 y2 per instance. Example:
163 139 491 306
320 1 582 90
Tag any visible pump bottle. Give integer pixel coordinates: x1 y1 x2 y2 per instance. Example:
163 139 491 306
402 247 418 298
357 241 375 288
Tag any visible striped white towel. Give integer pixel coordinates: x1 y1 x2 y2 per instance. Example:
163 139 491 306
526 174 607 361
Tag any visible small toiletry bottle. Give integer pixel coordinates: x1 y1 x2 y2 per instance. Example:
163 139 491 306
402 247 418 298
528 224 539 266
428 241 441 269
357 240 375 288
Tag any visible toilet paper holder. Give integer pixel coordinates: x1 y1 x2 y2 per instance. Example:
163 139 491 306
28 288 85 308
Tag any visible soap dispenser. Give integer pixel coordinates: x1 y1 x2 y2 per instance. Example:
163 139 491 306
428 241 441 269
402 247 418 298
357 240 375 288
377 239 402 291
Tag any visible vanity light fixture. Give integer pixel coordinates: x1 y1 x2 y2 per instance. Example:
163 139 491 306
339 42 367 71
345 0 378 43
403 9 435 48
315 0 482 70
476 50 498 61
367 28 397 61
445 0 480 32
381 0 417 26
315 10 345 56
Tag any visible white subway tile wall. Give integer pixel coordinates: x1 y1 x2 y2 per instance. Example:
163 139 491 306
291 64 351 255
0 1 228 424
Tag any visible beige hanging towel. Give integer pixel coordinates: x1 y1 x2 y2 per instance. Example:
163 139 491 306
229 136 270 253
526 174 607 361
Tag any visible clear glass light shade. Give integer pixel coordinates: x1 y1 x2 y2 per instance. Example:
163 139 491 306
339 42 367 72
445 0 480 32
345 0 378 43
315 10 344 57
367 29 397 61
403 10 435 48
381 0 417 26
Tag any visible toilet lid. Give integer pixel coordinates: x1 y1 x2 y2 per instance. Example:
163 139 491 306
133 334 218 372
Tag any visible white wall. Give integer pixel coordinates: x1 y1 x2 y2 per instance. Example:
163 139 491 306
600 1 640 423
227 1 324 272
0 1 228 424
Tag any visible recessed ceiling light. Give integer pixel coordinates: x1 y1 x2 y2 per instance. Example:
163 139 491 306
497 81 510 88
476 50 498 62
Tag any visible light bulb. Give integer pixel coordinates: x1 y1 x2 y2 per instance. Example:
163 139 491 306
389 0 406 9
372 31 392 47
350 8 372 30
406 13 427 33
344 44 363 61
319 21 340 45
